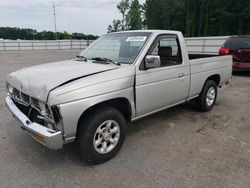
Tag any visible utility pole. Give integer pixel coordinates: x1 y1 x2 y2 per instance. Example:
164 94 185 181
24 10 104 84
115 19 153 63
53 1 57 40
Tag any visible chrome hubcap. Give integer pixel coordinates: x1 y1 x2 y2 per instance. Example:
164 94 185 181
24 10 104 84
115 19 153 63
206 87 215 106
93 120 120 154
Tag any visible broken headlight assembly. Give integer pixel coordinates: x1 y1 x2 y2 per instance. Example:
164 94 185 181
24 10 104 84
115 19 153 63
6 83 14 95
38 101 50 115
35 104 63 131
50 105 63 130
6 82 62 131
36 103 63 130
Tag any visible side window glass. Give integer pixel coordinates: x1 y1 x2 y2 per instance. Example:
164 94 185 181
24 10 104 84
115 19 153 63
149 36 182 67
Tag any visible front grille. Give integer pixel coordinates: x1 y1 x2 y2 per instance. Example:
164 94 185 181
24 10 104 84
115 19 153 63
13 88 21 99
31 97 39 110
21 92 30 104
10 88 51 128
12 88 39 108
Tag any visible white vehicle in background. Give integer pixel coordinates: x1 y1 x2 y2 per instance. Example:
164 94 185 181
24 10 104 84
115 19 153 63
5 30 232 164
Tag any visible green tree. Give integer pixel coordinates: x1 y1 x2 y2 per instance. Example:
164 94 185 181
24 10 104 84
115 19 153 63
0 27 99 40
127 0 143 30
57 31 71 39
107 19 122 33
145 0 185 32
107 0 143 32
144 0 250 37
40 31 55 40
117 0 130 30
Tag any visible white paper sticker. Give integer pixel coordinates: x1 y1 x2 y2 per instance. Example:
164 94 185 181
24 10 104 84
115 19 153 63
126 36 147 42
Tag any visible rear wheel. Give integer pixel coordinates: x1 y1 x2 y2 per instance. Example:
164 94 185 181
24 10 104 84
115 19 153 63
197 80 217 112
76 106 126 164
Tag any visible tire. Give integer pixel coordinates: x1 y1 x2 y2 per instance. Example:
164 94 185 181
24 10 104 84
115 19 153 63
197 80 218 112
76 106 126 164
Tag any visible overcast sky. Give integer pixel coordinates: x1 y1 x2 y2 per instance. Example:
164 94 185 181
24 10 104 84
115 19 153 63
0 0 146 36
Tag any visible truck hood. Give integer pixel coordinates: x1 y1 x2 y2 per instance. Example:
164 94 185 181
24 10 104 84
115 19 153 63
7 59 119 101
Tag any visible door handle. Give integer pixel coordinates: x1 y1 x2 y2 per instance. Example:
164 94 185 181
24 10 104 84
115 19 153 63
178 73 185 78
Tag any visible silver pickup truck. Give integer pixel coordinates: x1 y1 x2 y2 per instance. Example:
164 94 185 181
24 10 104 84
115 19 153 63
5 30 232 164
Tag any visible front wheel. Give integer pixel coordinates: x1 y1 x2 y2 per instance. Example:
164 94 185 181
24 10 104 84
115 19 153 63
76 107 126 164
197 80 218 112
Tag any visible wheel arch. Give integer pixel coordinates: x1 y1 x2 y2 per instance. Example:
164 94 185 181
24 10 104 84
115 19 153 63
206 74 221 86
76 97 132 133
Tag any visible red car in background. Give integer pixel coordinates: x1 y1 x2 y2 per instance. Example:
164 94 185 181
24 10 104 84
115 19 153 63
219 35 250 71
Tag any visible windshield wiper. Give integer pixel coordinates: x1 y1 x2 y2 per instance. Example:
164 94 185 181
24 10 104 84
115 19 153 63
91 57 121 66
76 55 88 61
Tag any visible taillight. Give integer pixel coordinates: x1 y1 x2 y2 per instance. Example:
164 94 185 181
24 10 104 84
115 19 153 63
219 47 230 55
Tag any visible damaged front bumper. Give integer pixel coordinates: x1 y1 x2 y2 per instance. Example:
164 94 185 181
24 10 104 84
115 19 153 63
5 96 63 150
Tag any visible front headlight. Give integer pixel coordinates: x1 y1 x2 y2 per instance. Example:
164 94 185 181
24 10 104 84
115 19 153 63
39 101 50 115
51 105 62 130
6 83 13 95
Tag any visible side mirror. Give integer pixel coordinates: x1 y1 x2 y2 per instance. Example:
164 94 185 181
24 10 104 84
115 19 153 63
145 55 161 69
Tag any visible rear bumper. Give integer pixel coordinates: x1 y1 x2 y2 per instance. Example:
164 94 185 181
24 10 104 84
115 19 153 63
5 96 63 150
233 62 250 70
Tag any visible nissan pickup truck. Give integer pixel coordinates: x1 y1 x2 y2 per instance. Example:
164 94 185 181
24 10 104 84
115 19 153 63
5 30 232 164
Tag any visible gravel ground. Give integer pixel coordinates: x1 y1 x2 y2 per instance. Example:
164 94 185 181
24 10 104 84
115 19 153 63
0 50 250 188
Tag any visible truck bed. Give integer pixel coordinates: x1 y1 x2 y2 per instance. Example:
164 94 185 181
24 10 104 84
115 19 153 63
187 55 232 98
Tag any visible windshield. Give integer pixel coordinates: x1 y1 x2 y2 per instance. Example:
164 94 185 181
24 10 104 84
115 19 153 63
80 32 152 64
224 37 250 50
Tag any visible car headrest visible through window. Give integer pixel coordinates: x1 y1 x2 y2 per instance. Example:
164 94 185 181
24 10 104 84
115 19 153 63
158 47 172 57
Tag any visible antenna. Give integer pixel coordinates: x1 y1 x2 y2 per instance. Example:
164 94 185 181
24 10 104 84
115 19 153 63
53 1 57 39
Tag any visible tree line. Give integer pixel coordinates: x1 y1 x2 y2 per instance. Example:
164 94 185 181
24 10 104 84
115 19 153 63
0 27 99 40
108 0 250 37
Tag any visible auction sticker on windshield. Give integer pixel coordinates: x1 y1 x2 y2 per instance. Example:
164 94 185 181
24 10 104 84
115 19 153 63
126 36 147 42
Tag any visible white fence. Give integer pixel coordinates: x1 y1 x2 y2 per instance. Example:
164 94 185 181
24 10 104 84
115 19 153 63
0 40 94 51
185 36 229 54
0 36 229 54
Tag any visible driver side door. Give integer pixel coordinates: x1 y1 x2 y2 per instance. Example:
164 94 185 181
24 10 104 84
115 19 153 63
135 34 190 117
